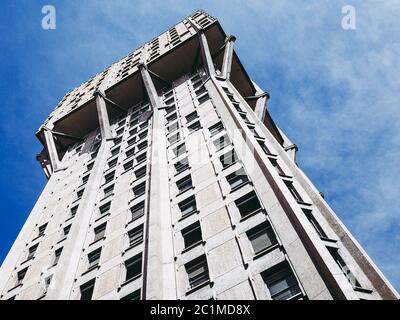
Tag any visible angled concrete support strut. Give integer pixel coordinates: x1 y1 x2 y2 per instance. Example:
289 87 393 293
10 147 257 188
221 35 236 80
43 129 62 172
198 30 216 76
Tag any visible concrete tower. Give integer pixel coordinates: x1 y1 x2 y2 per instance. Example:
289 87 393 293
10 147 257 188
0 10 398 300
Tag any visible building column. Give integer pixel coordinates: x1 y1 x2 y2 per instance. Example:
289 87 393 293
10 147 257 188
252 80 268 121
198 30 216 77
43 129 64 172
95 91 113 140
139 64 176 299
221 35 236 80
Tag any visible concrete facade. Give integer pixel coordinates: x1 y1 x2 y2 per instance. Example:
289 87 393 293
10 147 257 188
0 10 398 300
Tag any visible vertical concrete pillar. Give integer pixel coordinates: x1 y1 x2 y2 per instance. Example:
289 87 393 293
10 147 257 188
198 30 216 77
221 35 236 80
139 65 176 299
44 129 62 172
252 80 268 121
95 92 113 140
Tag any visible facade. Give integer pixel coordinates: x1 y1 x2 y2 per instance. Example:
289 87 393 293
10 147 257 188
0 10 398 300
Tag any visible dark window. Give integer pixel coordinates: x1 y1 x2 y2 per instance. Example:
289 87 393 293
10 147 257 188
93 223 106 242
70 206 78 219
130 201 145 221
213 134 230 151
284 181 303 202
38 223 47 238
176 175 193 193
129 128 137 137
136 152 147 163
186 111 198 123
104 171 115 184
262 262 301 300
182 222 202 249
168 132 180 144
138 130 148 140
125 147 135 159
258 140 272 155
235 191 262 218
103 184 114 197
188 121 201 133
99 202 111 216
80 279 95 300
86 162 94 171
269 158 285 176
220 149 238 168
328 248 361 287
178 196 197 217
125 254 142 282
226 168 249 191
114 136 122 146
63 225 71 237
247 222 278 254
174 157 189 174
185 255 209 289
16 267 28 286
302 209 327 238
121 289 141 300
108 158 118 169
87 248 102 269
137 141 148 151
76 189 84 200
81 174 90 185
27 244 38 260
166 113 177 123
123 160 134 171
128 225 144 248
198 93 210 104
133 182 146 198
53 247 63 265
167 122 179 133
134 166 146 179
116 128 124 136
209 122 224 136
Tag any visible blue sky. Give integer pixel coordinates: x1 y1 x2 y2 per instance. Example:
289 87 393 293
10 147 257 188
0 0 399 292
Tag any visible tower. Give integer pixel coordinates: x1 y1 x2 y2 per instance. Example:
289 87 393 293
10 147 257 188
0 10 398 300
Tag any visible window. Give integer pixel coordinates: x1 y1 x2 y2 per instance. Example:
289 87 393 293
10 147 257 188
182 222 202 250
176 175 193 194
302 209 327 238
247 222 278 254
70 206 78 219
328 248 361 288
168 132 180 145
116 127 124 136
121 289 141 300
81 174 90 185
284 181 303 202
125 254 142 282
103 184 114 197
198 93 210 104
125 147 135 158
209 122 224 136
249 126 261 138
188 121 201 133
226 168 249 191
87 248 102 270
136 152 147 163
86 162 94 172
134 166 146 179
195 86 206 96
76 189 84 200
114 136 122 146
262 262 301 300
167 122 179 133
258 140 272 155
123 159 134 171
178 196 197 217
185 255 209 289
186 111 198 123
173 144 186 157
130 201 145 221
80 279 95 300
269 158 285 176
166 113 177 123
132 182 146 198
129 128 137 137
38 223 47 238
137 141 148 151
27 244 38 260
128 225 144 248
174 157 189 174
104 171 115 184
63 224 71 238
41 276 52 297
110 147 120 157
138 130 148 140
220 149 238 168
93 223 106 242
99 202 111 216
108 158 118 169
213 134 230 151
165 106 176 115
15 267 28 286
235 191 262 218
52 247 63 266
